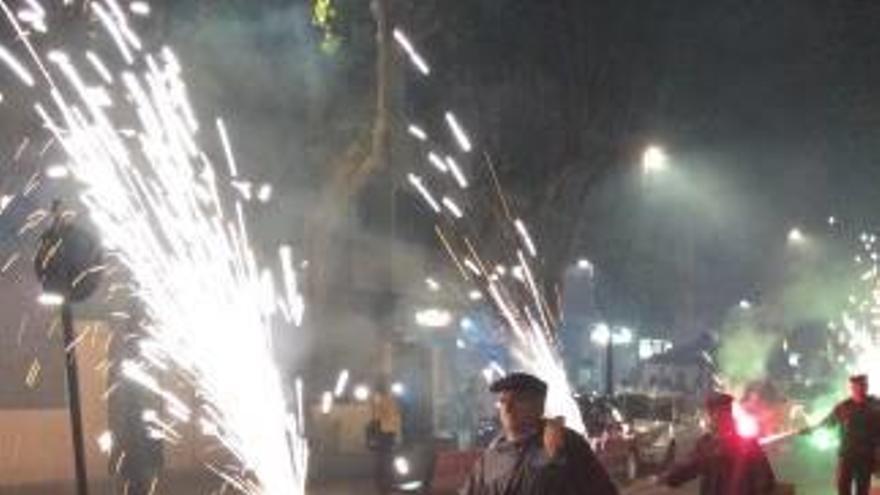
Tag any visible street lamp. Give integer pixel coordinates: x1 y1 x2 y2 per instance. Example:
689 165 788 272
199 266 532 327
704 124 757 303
34 201 103 495
642 145 668 174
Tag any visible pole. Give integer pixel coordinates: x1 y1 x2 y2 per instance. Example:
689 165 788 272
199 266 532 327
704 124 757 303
605 338 614 397
61 302 89 495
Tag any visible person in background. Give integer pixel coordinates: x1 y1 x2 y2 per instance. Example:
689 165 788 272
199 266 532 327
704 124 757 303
800 374 880 495
660 392 776 495
459 372 617 495
369 377 401 494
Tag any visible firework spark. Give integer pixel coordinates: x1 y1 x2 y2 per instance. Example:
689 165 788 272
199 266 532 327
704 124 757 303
0 1 307 493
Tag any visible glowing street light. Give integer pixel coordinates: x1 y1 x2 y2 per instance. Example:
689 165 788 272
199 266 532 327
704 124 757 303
642 145 668 174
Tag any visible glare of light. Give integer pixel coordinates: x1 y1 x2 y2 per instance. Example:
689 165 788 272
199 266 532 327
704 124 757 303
390 382 405 396
353 384 370 402
426 152 447 173
591 323 611 346
511 266 525 281
392 28 430 75
257 183 272 203
739 299 752 310
129 1 150 16
577 259 593 272
441 197 463 219
46 164 69 179
642 145 668 173
0 44 35 87
616 327 634 345
0 194 12 214
460 317 474 330
513 219 537 258
97 430 113 454
334 369 350 398
788 353 800 368
445 112 472 153
37 292 64 306
444 156 468 189
425 277 440 291
468 290 483 301
732 403 759 438
456 338 466 349
394 456 411 476
828 216 837 226
415 308 452 328
787 228 805 244
320 391 333 415
407 124 427 141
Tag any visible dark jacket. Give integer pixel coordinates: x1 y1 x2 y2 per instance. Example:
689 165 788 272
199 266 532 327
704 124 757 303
460 425 618 495
664 432 776 495
819 397 880 461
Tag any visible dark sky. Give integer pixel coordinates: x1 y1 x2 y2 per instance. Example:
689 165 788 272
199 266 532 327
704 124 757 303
587 0 880 334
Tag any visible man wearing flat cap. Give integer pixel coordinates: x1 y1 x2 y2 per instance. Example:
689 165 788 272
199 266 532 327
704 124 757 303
660 392 776 495
459 372 618 495
801 374 880 495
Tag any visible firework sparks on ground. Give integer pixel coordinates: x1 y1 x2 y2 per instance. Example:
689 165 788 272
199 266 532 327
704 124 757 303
0 1 307 493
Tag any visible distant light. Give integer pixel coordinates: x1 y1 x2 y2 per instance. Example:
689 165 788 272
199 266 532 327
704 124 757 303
407 124 428 141
425 278 440 291
321 391 333 414
591 323 611 346
460 317 474 330
97 430 113 454
141 409 158 423
391 382 405 396
828 216 837 226
642 145 668 173
46 165 69 179
511 266 525 281
416 308 452 328
577 259 593 272
787 228 805 244
37 292 64 306
334 369 350 398
456 338 466 349
616 327 634 345
256 183 272 203
788 353 801 368
468 290 483 301
394 456 411 476
739 299 752 310
130 1 150 16
353 384 370 402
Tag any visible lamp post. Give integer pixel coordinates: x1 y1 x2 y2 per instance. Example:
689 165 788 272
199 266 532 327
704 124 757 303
34 201 103 495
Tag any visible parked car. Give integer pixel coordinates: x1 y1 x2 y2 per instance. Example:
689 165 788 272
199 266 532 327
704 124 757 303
578 392 703 482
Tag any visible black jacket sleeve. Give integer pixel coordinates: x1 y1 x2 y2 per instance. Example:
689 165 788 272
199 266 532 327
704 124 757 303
565 430 619 495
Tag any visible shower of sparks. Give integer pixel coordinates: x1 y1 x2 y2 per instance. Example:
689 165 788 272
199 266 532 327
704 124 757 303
0 1 307 493
445 112 472 153
399 30 584 434
333 369 350 398
392 28 430 76
129 1 150 16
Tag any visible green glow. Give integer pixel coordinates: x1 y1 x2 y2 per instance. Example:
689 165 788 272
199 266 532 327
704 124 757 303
808 427 839 452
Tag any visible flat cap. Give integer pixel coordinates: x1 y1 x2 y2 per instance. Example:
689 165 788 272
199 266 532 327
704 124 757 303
489 372 548 397
704 392 734 410
850 374 868 384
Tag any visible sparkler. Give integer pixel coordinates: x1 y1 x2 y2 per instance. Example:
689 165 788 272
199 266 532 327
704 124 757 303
0 1 307 493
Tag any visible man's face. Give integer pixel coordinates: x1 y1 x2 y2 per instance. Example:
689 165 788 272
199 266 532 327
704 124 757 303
850 381 868 403
497 390 543 438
